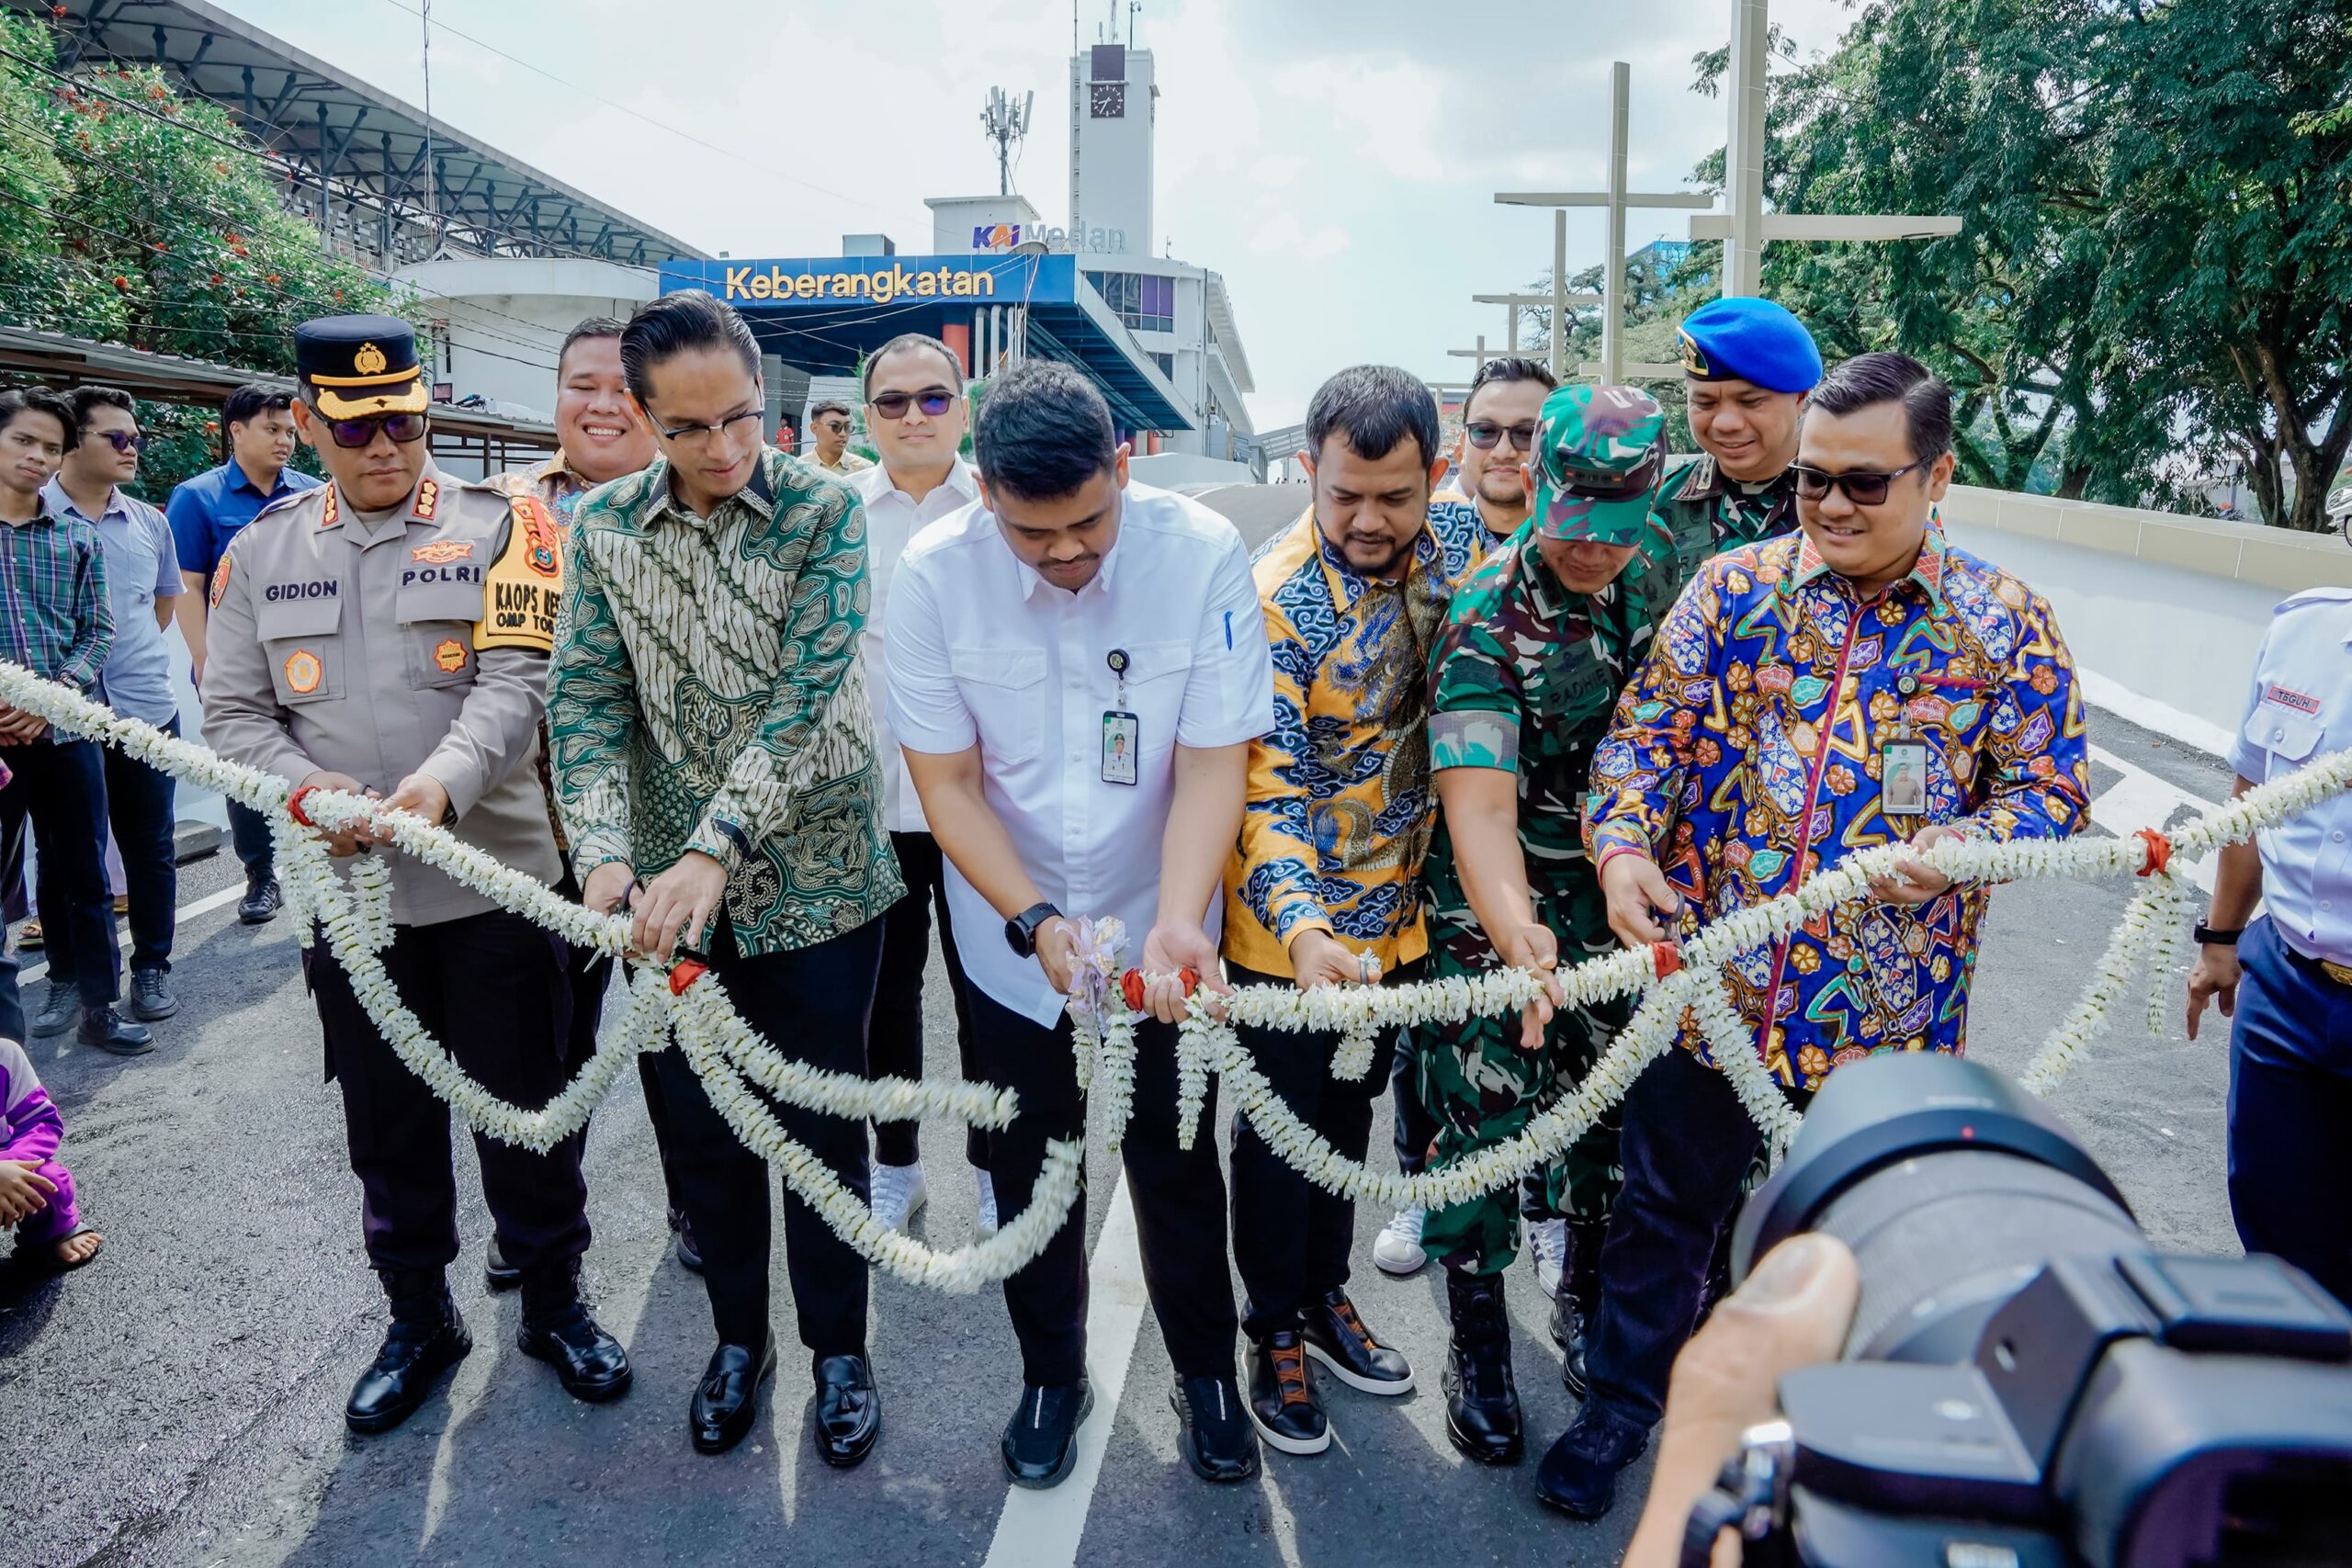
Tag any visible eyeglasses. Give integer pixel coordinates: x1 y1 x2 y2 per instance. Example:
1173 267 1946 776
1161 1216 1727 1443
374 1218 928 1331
320 411 428 449
1464 421 1538 452
91 429 145 454
817 419 853 435
868 389 956 422
648 407 763 446
1791 459 1929 506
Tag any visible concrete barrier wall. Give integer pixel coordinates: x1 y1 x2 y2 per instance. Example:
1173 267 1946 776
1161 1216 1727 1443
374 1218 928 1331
1127 453 1261 489
1939 484 2352 592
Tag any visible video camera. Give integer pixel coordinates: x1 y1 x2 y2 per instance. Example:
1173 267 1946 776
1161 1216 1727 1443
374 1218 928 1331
1696 1055 2352 1567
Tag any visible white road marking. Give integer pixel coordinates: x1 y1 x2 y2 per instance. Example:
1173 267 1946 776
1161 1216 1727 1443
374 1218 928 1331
15 881 248 987
2087 744 2221 894
2080 667 2235 759
982 1170 1148 1568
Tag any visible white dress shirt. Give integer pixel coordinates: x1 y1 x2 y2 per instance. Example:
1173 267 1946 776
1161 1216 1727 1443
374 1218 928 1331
853 455 981 833
885 480 1275 1024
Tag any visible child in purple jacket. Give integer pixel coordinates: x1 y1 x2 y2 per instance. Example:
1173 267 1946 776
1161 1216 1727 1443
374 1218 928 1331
1 1034 100 1268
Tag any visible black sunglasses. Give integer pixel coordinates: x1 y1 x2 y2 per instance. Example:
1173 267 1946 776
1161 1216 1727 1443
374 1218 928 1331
91 429 145 454
1791 459 1928 506
1464 420 1538 452
869 389 956 421
321 411 428 449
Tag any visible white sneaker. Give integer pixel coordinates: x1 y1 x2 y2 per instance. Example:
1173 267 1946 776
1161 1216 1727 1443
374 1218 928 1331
1372 1206 1427 1275
1529 1216 1567 1299
872 1160 928 1232
975 1169 999 1238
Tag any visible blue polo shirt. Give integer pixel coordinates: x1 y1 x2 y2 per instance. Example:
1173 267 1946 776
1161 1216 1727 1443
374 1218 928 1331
165 457 322 582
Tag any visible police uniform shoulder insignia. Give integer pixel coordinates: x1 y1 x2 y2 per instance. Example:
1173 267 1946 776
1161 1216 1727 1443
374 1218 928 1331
208 555 232 609
318 486 339 528
413 476 438 522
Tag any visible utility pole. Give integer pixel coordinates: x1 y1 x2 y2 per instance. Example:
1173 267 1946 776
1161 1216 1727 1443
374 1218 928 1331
1496 62 1713 383
1700 0 1960 296
980 86 1034 198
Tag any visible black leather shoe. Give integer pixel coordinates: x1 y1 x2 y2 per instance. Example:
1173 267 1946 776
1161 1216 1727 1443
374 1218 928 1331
77 1006 154 1056
1002 1380 1093 1488
1549 1291 1590 1398
1442 1270 1523 1464
1301 1290 1414 1395
671 1207 704 1274
30 986 76 1038
812 1353 880 1468
345 1280 471 1435
1170 1373 1261 1483
483 1238 522 1292
128 968 177 1021
1247 1332 1329 1456
520 1303 632 1404
690 1340 775 1454
1535 1402 1651 1518
238 875 282 925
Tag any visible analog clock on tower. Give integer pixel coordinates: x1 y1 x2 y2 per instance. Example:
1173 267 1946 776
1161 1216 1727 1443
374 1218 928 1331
1089 81 1125 118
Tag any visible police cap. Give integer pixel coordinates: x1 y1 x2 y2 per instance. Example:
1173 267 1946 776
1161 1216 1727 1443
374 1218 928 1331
294 314 428 420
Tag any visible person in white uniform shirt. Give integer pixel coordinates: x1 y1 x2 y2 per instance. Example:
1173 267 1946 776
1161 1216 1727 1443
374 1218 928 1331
886 361 1274 1491
850 333 989 1234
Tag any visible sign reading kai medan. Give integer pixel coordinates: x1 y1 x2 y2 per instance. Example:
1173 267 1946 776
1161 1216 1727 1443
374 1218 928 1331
659 254 1078 310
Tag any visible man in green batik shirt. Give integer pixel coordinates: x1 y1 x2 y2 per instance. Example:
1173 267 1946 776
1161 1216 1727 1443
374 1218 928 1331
547 290 902 1468
1415 383 1675 1474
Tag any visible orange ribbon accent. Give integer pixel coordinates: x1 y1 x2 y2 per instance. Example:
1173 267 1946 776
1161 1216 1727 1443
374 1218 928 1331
1651 941 1683 979
286 785 318 828
2133 829 2172 878
1121 969 1147 1012
668 959 709 996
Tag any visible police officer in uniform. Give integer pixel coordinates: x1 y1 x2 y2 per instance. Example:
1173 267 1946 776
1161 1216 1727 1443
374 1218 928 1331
201 317 630 1433
2188 484 2352 1309
1647 296 1823 595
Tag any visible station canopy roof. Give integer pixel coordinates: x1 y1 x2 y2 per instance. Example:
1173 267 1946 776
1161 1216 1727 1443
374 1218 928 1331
661 254 1193 434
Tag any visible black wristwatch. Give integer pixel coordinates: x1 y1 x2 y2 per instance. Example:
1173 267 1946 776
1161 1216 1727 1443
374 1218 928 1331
1005 901 1063 957
2193 920 2244 947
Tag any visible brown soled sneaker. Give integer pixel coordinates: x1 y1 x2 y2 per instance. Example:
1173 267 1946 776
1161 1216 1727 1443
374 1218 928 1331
1247 1330 1331 1455
1301 1290 1414 1395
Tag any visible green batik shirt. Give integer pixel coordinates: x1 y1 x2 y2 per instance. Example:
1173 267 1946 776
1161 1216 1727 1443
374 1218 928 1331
547 447 903 956
1643 454 1799 601
1421 522 1674 965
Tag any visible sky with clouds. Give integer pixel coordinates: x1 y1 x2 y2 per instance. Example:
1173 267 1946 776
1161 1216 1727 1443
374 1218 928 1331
223 0 1861 428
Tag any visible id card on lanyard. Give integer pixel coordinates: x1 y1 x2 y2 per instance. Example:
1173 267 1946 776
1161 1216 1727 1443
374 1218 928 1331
1102 648 1139 786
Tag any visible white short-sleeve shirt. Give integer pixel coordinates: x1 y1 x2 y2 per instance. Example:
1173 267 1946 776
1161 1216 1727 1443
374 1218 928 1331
2228 585 2352 964
851 456 981 834
885 480 1274 1024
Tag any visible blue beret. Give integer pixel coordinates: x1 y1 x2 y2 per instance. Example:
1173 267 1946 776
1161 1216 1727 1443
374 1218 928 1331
1676 298 1823 393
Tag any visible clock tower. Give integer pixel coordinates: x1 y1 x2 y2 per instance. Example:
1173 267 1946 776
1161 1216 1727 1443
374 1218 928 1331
1068 39 1153 257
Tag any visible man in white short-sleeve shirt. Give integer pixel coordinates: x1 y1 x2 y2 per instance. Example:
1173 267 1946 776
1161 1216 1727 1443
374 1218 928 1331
886 361 1273 1491
849 333 989 1235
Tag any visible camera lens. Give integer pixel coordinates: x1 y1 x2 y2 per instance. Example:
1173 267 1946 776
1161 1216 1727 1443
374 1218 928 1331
1733 1054 2143 1361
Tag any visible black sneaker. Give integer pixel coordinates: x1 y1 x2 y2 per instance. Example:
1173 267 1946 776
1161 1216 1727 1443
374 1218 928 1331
128 968 177 1021
1246 1332 1329 1455
30 985 77 1037
1534 1401 1651 1518
671 1206 705 1273
1301 1290 1414 1395
238 875 282 925
1001 1379 1092 1489
1169 1373 1260 1483
78 1005 154 1056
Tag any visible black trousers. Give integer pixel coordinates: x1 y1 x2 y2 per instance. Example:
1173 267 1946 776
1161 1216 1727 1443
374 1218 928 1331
0 738 117 1008
648 918 879 1358
1231 959 1420 1337
303 908 591 1278
227 798 274 881
970 982 1238 1387
1389 1025 1441 1175
101 715 178 976
869 830 986 1169
1583 1047 1807 1429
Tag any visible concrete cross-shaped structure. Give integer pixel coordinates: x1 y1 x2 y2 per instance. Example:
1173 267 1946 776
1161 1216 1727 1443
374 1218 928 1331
1702 0 1961 296
1471 289 1600 362
1495 61 1713 385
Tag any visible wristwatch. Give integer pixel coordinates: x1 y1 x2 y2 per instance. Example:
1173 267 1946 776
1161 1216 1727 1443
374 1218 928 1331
1005 901 1063 957
2192 920 2244 947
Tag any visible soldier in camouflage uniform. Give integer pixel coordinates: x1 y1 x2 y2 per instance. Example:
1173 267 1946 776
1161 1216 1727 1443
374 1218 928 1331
1644 296 1823 596
1416 384 1675 1467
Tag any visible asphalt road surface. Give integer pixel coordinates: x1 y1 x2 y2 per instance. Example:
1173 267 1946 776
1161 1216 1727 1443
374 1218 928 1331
2 485 2244 1567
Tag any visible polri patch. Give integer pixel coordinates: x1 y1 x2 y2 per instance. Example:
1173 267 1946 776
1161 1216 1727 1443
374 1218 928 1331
411 539 475 565
434 637 467 672
284 649 322 694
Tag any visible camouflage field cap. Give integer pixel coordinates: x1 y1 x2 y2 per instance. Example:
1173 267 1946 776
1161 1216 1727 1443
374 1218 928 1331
1531 383 1667 545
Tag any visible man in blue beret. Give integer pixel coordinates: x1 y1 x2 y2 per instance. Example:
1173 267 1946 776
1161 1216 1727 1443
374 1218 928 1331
1646 296 1822 594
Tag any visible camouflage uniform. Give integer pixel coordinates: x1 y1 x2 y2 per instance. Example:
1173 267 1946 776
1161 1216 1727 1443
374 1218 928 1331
1415 385 1676 1278
1643 454 1799 600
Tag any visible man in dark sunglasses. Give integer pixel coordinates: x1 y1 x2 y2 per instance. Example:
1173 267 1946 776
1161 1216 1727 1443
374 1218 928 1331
1648 297 1823 597
806 397 871 476
1440 355 1555 550
202 314 631 1436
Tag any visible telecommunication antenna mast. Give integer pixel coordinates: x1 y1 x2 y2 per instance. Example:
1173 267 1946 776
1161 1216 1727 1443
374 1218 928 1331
980 85 1034 197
